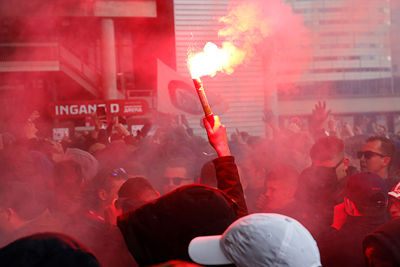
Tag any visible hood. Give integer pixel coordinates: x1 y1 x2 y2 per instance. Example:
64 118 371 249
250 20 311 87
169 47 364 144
117 184 238 266
363 218 400 265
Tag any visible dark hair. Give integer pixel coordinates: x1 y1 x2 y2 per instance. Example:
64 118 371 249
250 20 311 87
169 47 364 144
366 136 398 175
166 157 191 169
310 136 344 162
53 160 83 187
117 177 158 213
164 157 195 180
92 168 128 193
199 161 217 188
84 168 128 210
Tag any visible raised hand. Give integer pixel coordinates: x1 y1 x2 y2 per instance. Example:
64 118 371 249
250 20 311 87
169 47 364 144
114 122 131 137
28 110 40 122
203 115 231 157
263 109 278 129
342 122 354 137
310 100 331 130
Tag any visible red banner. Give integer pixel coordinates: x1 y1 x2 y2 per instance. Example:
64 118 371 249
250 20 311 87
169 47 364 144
49 99 149 119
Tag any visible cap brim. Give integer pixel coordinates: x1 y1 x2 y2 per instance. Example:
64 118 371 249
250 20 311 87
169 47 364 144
388 192 400 199
188 236 232 265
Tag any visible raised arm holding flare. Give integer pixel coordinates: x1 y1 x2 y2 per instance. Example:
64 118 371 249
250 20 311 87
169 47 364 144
203 115 248 217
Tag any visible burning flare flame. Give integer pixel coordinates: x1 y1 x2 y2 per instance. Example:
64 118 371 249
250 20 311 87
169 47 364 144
187 1 269 79
187 42 245 79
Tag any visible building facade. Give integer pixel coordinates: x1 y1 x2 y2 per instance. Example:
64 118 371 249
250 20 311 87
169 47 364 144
174 0 400 135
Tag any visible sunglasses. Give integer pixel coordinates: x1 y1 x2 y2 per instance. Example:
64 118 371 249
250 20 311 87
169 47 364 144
357 151 386 159
166 177 193 186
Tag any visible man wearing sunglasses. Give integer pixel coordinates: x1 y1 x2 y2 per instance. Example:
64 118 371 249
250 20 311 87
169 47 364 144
162 158 195 194
359 136 398 189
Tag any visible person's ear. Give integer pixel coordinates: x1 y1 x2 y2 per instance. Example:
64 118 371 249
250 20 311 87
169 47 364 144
114 198 122 210
382 156 391 167
98 189 107 201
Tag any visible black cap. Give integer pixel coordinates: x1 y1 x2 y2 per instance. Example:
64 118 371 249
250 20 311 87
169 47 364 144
344 172 388 207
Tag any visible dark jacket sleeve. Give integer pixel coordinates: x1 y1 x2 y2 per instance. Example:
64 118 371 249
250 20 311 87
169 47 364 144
213 156 248 217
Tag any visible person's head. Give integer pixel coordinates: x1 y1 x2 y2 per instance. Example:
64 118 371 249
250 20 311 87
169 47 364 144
115 176 159 213
0 232 100 267
240 158 265 191
310 136 344 164
388 182 400 220
188 213 321 267
0 182 48 236
53 160 84 215
64 148 99 182
7 110 40 143
359 136 396 178
364 245 396 267
310 136 349 180
117 185 238 266
344 172 388 217
199 161 217 188
363 219 400 267
162 158 194 194
263 164 299 211
54 160 84 195
87 168 129 212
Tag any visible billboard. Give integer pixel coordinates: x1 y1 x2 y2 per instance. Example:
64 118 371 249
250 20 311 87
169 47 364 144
49 99 149 119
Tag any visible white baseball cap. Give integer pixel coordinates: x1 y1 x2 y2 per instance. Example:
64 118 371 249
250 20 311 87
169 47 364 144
188 213 321 267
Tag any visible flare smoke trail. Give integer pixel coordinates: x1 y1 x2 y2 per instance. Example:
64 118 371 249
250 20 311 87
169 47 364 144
188 0 312 95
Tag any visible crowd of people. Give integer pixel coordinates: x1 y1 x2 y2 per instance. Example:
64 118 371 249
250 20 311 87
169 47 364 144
0 100 400 266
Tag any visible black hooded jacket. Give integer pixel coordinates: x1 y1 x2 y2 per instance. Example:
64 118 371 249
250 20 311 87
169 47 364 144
0 232 100 267
363 218 400 266
117 185 238 266
295 165 344 238
319 215 388 267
